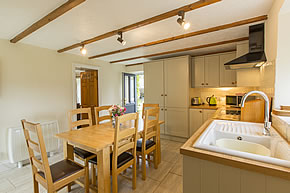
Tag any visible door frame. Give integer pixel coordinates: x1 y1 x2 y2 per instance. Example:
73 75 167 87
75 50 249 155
122 72 137 113
72 63 102 109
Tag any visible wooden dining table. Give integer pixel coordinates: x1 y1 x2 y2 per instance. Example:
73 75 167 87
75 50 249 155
55 118 164 193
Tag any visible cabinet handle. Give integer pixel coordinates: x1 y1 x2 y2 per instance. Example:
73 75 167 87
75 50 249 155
201 83 204 85
161 94 164 96
232 82 235 84
165 94 167 96
206 83 208 85
161 108 164 111
165 109 167 111
199 111 202 113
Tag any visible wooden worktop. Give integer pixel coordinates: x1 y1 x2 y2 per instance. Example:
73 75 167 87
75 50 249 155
190 104 220 110
180 119 290 181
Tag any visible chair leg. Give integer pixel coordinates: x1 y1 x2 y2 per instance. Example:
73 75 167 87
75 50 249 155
142 154 146 180
112 173 118 193
132 161 137 189
136 154 140 164
91 164 96 186
147 154 151 166
154 149 158 169
84 163 89 193
33 176 39 193
67 183 71 192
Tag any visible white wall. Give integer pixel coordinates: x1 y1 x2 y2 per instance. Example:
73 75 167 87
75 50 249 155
275 2 290 107
0 39 125 161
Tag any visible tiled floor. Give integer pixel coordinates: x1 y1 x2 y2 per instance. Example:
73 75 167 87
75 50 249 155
0 139 183 193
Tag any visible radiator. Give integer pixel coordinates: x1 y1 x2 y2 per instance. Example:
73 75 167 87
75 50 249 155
7 120 60 167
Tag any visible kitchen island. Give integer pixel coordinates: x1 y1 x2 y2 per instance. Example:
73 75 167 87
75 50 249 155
181 107 290 193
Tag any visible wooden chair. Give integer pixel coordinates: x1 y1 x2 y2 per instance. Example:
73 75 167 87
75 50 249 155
142 104 159 119
67 108 96 187
137 107 159 180
241 99 265 123
89 113 139 193
94 105 113 125
21 120 89 193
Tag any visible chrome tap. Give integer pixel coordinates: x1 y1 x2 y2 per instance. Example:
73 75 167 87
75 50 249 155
241 91 271 136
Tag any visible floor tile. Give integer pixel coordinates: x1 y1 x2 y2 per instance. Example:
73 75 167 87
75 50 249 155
153 173 183 193
170 155 183 176
0 179 15 192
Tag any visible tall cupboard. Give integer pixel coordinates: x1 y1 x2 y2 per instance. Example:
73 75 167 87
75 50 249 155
144 56 189 138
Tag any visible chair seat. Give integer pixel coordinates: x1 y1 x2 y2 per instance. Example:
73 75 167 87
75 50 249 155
89 152 134 169
136 139 156 152
38 159 83 182
74 147 94 159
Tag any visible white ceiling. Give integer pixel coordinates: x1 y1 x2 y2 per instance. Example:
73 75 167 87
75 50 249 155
0 0 274 64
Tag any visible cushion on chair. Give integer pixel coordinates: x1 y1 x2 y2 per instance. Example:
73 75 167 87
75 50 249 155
74 147 94 159
136 139 156 152
89 152 134 169
38 159 83 182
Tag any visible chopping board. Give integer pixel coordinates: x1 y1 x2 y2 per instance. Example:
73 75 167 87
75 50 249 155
241 99 265 123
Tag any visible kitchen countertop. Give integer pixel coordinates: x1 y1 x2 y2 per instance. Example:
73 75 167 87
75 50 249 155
190 104 220 110
180 112 290 181
212 106 240 121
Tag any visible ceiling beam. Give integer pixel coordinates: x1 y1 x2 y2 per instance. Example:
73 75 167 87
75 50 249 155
89 15 267 59
110 37 248 64
10 0 86 43
125 49 236 67
57 0 221 53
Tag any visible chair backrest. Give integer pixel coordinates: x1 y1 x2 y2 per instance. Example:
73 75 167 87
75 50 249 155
94 106 113 125
68 108 93 130
21 120 53 186
112 113 139 170
143 107 160 146
142 104 159 119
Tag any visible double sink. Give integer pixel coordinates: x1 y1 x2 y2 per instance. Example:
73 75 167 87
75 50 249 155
194 120 290 168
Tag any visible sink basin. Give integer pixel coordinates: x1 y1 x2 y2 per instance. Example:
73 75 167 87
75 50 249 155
194 120 290 168
216 139 271 156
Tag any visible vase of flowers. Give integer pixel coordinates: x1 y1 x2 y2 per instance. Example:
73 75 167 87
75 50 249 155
109 105 127 127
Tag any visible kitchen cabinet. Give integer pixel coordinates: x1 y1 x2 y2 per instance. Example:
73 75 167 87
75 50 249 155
192 54 224 88
219 52 237 87
144 56 189 138
165 108 189 138
144 60 164 107
204 55 220 87
189 108 216 136
189 109 203 136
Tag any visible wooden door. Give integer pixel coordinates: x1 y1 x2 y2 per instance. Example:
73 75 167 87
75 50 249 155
220 52 237 87
164 56 189 108
192 56 205 88
204 55 220 87
165 107 189 138
144 60 164 107
189 109 203 136
80 70 99 124
123 73 137 113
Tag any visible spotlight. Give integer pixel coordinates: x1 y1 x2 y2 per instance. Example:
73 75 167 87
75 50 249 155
177 11 190 30
117 32 126 46
80 45 87 55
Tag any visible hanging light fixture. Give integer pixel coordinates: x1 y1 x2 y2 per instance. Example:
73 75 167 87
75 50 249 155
80 44 87 55
177 11 190 30
117 32 126 46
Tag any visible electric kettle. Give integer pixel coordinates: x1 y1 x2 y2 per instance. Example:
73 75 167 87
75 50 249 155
206 95 217 106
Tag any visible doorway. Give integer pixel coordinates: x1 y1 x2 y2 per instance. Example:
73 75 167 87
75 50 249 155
74 65 100 124
123 73 137 113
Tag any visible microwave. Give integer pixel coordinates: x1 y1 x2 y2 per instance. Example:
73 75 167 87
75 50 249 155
226 95 256 107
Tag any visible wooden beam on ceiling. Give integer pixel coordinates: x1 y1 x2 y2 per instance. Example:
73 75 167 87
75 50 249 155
10 0 86 43
57 0 221 53
89 15 267 59
110 37 248 64
124 49 236 67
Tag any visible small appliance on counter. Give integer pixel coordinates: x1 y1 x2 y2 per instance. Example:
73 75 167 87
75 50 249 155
206 95 217 106
191 97 201 106
226 95 256 107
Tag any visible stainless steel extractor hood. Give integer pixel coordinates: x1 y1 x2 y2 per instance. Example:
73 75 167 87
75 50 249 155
224 23 267 70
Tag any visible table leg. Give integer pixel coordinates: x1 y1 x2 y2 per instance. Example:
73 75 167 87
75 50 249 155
97 146 111 193
157 124 161 164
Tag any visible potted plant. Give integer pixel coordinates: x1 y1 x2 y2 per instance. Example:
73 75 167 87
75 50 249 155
109 105 127 127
